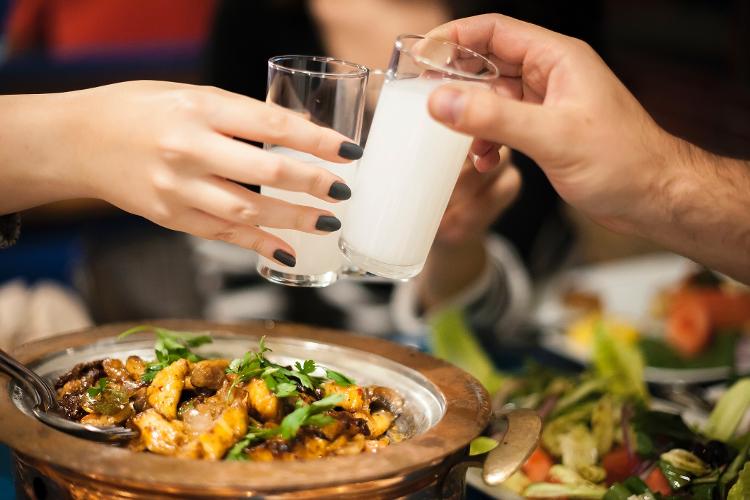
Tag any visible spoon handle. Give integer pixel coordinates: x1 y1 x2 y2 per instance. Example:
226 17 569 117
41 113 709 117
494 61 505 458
0 348 58 411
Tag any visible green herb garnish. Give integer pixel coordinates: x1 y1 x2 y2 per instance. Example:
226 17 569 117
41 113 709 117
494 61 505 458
118 325 213 382
225 393 344 460
278 393 345 440
87 377 108 398
225 427 280 461
86 377 129 415
225 336 355 398
469 436 499 456
324 368 355 387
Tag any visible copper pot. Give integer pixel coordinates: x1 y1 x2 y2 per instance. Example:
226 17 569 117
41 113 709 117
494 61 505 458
0 320 530 499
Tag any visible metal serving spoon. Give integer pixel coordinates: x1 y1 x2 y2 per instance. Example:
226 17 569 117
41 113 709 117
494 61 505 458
0 348 137 442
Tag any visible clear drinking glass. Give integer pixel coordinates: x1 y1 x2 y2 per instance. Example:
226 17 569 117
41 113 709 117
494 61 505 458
256 55 368 287
340 35 499 280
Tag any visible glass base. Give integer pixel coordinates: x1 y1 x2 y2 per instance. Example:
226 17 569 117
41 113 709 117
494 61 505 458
339 239 422 280
257 264 338 288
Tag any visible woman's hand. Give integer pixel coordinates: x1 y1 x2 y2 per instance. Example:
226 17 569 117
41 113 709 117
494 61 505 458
0 81 363 267
418 147 520 309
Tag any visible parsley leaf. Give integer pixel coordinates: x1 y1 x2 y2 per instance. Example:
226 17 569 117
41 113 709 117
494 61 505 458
118 325 213 382
225 427 280 461
324 368 356 387
278 393 345 440
86 377 108 398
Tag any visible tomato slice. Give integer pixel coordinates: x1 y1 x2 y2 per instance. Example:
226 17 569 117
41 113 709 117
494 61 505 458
666 295 712 358
645 466 672 495
602 446 641 484
522 446 554 482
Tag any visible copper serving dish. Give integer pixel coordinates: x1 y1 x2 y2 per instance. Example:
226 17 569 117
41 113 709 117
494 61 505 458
0 320 534 499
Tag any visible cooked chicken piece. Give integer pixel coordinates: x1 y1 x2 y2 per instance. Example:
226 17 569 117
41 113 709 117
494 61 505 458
248 446 275 462
247 378 279 421
364 437 390 453
190 359 229 390
354 410 394 438
132 387 149 412
81 406 133 426
318 418 345 441
102 358 129 383
176 440 203 460
197 406 249 460
132 408 187 456
147 359 188 419
328 433 366 455
322 382 364 412
56 379 83 399
125 356 146 380
299 436 328 459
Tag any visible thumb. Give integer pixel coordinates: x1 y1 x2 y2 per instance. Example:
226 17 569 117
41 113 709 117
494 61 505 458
428 84 561 161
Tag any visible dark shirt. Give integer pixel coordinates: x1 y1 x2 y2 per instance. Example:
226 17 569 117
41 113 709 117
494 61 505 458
200 0 597 333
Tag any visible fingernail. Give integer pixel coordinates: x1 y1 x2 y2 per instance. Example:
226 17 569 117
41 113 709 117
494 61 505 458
273 249 296 267
431 88 466 125
328 181 351 200
315 215 342 232
338 141 363 160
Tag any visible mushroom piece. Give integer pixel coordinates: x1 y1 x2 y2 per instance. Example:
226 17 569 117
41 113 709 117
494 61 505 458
366 386 404 416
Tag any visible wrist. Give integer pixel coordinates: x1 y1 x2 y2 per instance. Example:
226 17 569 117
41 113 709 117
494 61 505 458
418 237 487 310
0 93 92 211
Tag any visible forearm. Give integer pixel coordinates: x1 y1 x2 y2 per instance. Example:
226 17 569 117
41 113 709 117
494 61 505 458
0 93 84 214
630 136 750 283
417 237 487 310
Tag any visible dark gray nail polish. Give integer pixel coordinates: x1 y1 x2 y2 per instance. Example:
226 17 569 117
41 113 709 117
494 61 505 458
315 215 342 232
273 249 296 267
328 181 351 201
338 141 364 160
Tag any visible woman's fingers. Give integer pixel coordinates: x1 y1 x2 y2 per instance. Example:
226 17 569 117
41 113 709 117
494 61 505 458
182 176 342 235
165 208 298 267
193 134 353 202
205 91 363 163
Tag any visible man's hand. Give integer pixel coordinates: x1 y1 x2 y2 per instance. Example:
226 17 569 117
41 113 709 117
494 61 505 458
425 14 750 282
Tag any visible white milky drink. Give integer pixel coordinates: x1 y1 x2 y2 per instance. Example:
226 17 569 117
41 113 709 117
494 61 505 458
258 147 355 280
341 78 473 278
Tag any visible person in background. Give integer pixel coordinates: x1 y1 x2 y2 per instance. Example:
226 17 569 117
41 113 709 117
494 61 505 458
4 0 216 61
426 14 750 284
199 0 598 343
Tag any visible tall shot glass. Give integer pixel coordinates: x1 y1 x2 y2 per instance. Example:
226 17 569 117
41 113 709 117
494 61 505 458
340 35 499 280
257 56 368 287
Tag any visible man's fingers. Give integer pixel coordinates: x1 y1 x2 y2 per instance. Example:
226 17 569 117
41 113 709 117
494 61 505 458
437 165 521 244
426 13 562 66
429 84 561 160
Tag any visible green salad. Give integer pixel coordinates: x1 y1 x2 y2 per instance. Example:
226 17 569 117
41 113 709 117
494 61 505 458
433 310 750 499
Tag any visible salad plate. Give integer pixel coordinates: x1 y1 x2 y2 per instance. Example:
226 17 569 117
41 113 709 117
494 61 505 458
533 253 750 384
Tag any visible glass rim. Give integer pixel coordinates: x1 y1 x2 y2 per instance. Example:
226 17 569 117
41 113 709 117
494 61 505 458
395 34 500 81
268 55 369 79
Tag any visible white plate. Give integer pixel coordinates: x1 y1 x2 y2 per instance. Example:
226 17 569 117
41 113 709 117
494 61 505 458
533 253 750 384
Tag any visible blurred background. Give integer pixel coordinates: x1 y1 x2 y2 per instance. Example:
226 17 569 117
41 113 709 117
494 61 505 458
0 0 748 346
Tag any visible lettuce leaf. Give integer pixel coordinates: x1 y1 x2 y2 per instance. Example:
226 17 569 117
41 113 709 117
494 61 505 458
704 378 750 442
593 322 648 402
727 461 750 500
430 308 504 394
